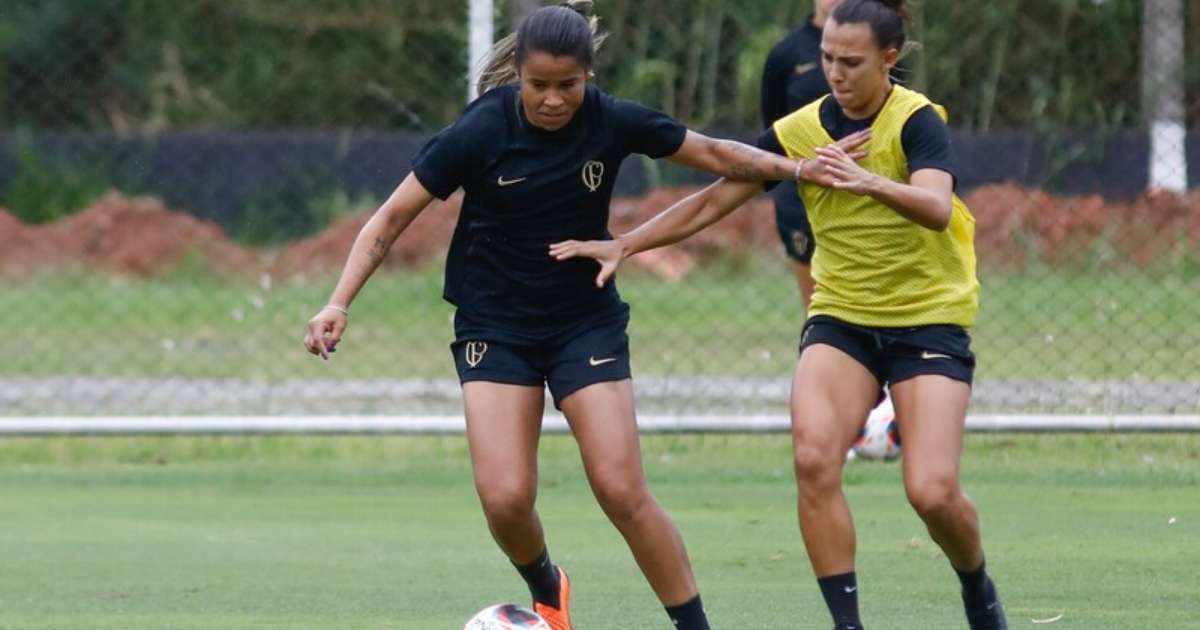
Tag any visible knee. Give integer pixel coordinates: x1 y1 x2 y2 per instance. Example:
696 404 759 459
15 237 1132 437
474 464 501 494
906 477 962 520
591 474 651 525
477 480 536 525
793 442 841 490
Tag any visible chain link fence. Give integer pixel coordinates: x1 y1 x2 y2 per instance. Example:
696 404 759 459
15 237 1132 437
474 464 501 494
2 0 1198 418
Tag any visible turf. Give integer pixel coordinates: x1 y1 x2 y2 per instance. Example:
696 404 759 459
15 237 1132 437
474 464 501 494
0 433 1196 629
8 262 1199 380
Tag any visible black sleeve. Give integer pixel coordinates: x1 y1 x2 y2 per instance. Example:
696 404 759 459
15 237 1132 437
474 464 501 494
411 102 496 199
755 126 788 192
760 46 790 127
610 97 688 159
901 105 957 182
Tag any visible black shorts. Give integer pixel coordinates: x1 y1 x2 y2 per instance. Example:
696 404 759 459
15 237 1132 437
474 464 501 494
772 181 815 264
800 315 975 388
450 313 631 409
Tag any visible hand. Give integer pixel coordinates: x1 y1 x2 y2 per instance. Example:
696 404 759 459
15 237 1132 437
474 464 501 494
304 306 347 360
800 129 871 188
814 141 882 195
548 239 625 288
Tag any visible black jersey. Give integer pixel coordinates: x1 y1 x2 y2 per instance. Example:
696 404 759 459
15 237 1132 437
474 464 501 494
760 17 829 128
411 83 687 338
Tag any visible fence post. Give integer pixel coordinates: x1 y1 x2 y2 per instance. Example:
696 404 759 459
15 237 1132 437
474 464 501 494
1141 0 1187 194
468 0 495 103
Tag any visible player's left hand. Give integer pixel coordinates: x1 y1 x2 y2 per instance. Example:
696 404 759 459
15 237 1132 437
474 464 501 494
548 239 624 288
814 143 883 195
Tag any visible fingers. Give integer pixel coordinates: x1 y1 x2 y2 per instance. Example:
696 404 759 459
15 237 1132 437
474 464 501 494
308 323 329 360
595 261 618 288
835 128 872 151
815 145 851 160
305 315 343 361
548 240 581 261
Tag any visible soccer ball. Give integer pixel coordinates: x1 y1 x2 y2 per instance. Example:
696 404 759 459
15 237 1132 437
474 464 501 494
463 604 551 630
849 393 901 461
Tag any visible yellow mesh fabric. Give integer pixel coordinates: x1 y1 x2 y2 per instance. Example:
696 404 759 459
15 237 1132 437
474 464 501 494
772 85 979 328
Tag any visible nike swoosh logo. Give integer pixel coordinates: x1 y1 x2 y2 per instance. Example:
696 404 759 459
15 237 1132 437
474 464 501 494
921 351 952 360
844 585 857 593
497 176 527 187
589 356 617 366
794 62 818 75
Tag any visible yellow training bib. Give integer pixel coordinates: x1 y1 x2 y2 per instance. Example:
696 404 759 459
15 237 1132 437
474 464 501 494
772 85 979 328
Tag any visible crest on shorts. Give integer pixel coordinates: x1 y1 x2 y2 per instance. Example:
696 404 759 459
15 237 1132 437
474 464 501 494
582 160 605 192
464 341 488 367
790 230 810 258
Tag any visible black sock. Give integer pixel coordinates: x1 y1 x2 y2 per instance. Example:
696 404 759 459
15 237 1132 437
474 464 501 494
665 594 710 630
955 559 998 609
817 572 863 630
513 548 560 609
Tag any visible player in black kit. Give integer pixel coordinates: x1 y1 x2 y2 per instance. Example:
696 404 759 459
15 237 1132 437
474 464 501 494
302 3 831 629
760 0 844 310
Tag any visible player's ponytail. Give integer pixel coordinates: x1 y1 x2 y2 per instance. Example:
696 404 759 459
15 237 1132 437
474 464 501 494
832 0 911 53
477 2 607 96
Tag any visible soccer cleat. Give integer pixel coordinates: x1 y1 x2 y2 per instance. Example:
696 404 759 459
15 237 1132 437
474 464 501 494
533 566 572 630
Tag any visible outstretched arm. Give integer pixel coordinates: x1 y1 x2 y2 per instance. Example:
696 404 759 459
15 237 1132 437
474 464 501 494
550 178 762 287
667 131 803 182
304 173 435 359
551 129 872 287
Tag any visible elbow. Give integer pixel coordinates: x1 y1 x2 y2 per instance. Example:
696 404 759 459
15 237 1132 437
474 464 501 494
927 200 953 231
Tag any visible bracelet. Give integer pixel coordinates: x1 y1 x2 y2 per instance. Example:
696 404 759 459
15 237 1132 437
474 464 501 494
795 159 807 181
322 304 349 316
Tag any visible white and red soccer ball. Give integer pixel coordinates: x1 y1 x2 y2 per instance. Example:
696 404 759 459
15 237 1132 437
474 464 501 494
849 392 902 461
464 604 551 630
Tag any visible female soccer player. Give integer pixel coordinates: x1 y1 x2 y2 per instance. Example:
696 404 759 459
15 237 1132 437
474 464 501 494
760 0 844 310
302 3 831 629
550 1 1008 628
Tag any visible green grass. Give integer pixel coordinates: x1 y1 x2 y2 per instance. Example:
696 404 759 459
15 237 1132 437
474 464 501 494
0 434 1197 629
7 262 1200 379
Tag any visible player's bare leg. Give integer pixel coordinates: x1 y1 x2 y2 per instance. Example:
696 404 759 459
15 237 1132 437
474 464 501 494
464 382 571 628
561 379 710 629
891 375 1007 630
791 344 879 629
464 381 547 562
791 260 815 314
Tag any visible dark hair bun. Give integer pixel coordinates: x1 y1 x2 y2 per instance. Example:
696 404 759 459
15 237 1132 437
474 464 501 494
874 0 910 20
560 0 594 17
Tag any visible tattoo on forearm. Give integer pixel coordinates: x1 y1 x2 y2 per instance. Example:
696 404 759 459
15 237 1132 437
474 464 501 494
368 236 388 266
721 140 787 181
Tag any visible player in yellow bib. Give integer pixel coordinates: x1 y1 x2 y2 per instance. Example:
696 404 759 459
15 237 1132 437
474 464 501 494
549 1 1007 628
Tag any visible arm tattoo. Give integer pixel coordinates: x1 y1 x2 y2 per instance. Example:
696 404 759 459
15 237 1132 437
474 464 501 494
368 236 388 266
720 139 787 181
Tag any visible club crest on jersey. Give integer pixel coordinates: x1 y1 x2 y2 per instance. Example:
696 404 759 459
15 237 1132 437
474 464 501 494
582 160 605 192
464 341 488 367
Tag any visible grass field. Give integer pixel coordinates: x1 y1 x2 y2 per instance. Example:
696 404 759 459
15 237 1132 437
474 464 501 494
9 262 1200 381
1 433 1197 629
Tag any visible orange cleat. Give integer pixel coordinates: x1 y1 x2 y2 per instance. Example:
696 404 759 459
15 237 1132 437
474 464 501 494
533 566 572 630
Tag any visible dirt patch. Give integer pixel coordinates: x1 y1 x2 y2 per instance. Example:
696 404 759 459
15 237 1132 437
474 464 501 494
3 185 1197 280
967 183 1200 268
1 192 257 277
271 193 462 276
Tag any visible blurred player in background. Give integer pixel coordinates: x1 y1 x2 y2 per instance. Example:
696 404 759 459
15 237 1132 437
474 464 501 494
303 2 814 628
760 0 844 311
550 1 1007 628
